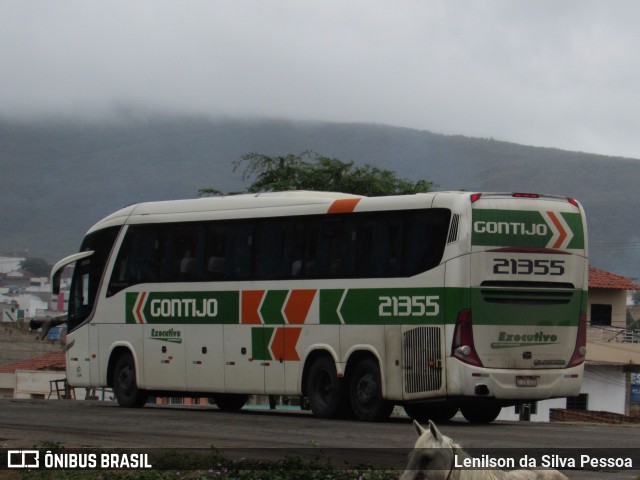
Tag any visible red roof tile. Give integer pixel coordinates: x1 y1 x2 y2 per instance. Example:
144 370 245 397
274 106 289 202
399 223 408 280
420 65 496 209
0 352 66 373
589 266 640 290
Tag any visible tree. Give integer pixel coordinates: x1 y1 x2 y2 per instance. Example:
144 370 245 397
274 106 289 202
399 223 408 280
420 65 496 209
200 151 435 197
20 257 52 277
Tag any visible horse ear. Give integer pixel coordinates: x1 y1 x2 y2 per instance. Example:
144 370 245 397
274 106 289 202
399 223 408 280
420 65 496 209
413 419 426 437
428 420 443 441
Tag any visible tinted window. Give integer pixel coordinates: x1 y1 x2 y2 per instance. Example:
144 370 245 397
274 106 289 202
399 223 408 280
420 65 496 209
106 208 451 295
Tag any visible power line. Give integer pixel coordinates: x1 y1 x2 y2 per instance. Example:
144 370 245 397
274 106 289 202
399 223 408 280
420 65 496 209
590 241 640 250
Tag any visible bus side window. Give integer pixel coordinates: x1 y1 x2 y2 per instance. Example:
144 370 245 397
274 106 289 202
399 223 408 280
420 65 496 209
288 220 306 277
228 222 252 280
315 217 356 278
107 225 162 296
254 219 286 280
171 223 204 282
402 209 450 276
204 224 228 280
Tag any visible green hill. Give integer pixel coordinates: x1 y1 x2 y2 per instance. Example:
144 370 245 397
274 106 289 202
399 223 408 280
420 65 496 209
1 115 638 279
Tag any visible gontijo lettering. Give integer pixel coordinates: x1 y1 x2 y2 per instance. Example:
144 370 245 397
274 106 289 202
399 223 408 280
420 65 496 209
150 298 218 318
473 221 548 236
126 291 239 324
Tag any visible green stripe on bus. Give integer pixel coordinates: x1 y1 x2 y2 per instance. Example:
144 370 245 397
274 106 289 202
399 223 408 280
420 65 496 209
125 286 585 327
472 209 585 249
319 289 344 324
126 291 239 324
563 213 586 249
260 290 288 325
470 288 584 327
251 327 274 361
336 288 445 325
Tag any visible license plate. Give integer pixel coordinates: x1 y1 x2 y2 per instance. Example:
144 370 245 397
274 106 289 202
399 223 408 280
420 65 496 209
516 376 539 387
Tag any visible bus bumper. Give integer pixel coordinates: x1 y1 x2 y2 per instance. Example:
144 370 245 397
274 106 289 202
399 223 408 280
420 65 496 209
447 360 584 400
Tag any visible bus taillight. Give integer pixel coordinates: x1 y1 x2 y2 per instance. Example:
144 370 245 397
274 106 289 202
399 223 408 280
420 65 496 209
567 311 587 368
452 309 483 367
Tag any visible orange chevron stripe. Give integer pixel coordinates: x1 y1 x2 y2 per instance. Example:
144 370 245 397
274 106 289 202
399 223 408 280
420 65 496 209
241 290 265 324
328 198 360 214
271 327 301 361
284 289 316 324
547 212 567 248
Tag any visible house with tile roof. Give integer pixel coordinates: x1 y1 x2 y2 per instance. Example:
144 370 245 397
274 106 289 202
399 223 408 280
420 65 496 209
0 347 111 401
588 266 640 330
0 351 106 400
0 352 68 399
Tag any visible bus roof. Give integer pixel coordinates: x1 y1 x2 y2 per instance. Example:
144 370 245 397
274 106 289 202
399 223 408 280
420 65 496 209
86 190 581 234
88 191 430 233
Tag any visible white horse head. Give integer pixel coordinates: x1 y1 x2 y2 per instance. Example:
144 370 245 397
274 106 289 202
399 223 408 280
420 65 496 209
400 420 568 480
400 420 463 480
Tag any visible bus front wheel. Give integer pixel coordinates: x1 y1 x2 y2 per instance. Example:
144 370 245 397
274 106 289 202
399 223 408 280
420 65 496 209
349 357 393 421
306 356 343 418
112 352 147 408
213 394 250 411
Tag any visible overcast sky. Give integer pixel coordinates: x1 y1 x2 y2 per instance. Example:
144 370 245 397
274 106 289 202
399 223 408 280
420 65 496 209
2 0 639 159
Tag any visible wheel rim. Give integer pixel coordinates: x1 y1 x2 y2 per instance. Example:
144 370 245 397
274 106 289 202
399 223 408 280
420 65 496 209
117 365 134 395
313 370 333 407
355 373 377 407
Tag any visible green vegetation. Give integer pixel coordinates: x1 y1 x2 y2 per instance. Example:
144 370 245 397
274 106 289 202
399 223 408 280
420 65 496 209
229 151 434 196
19 257 52 277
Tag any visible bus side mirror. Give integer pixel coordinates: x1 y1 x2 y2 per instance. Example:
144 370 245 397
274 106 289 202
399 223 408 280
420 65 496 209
50 250 95 296
52 268 62 295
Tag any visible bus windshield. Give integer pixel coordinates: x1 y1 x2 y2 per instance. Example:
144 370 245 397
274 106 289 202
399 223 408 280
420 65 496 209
67 226 120 332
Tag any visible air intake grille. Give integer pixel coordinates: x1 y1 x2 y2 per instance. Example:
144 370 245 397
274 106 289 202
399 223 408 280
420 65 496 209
447 214 460 244
403 326 442 394
480 289 574 305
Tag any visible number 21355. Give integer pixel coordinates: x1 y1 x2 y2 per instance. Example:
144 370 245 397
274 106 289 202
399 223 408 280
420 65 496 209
378 296 440 317
493 258 565 276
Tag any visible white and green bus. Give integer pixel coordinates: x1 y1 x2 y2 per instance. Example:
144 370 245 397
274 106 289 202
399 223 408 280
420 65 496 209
51 191 588 423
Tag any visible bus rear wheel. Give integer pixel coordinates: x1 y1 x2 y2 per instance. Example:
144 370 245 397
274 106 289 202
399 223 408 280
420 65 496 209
112 352 147 408
349 357 393 421
306 356 344 419
213 394 250 411
460 400 501 424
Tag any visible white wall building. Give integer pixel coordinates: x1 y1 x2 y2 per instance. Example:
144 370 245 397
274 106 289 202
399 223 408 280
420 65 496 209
0 256 24 274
